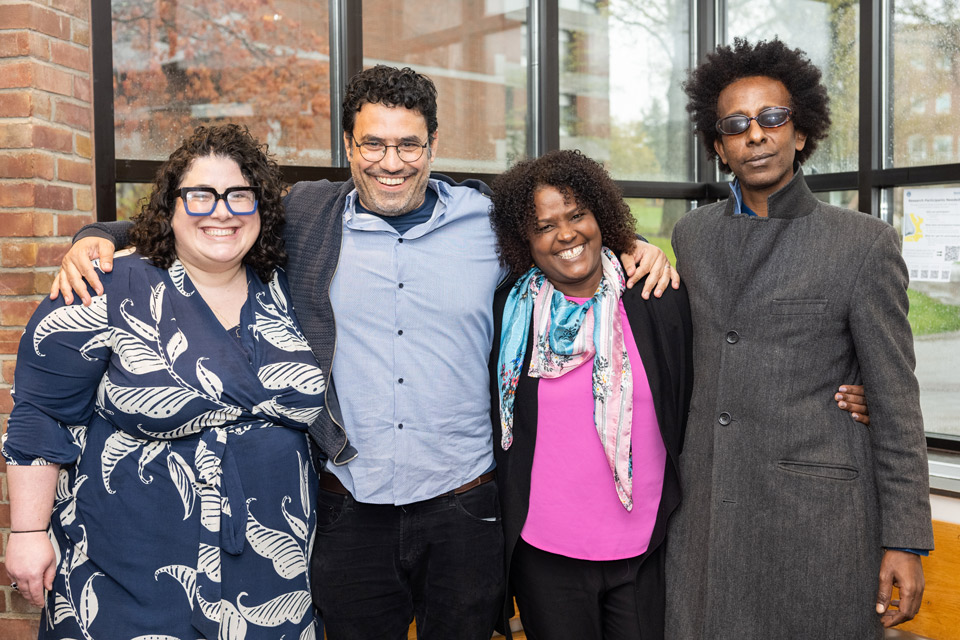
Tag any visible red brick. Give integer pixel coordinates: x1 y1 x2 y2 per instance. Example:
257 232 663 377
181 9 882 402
0 618 41 640
0 212 54 237
0 91 33 117
0 500 9 526
0 329 24 354
0 299 40 326
0 61 32 88
10 588 44 614
0 123 31 148
34 270 55 294
51 0 90 20
0 153 56 180
31 124 73 153
35 184 73 211
57 157 91 184
75 132 92 158
50 40 88 72
0 4 32 29
1 242 39 267
54 99 90 131
0 273 36 295
0 183 35 208
36 241 69 265
72 20 90 47
75 186 92 212
2 359 16 383
0 31 50 60
32 92 52 119
33 63 74 96
73 75 91 103
57 213 92 236
17 5 72 40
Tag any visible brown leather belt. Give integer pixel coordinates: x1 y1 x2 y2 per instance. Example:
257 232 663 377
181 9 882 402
318 470 495 497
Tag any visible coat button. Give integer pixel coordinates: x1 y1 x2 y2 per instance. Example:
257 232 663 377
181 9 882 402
725 330 739 344
718 412 732 425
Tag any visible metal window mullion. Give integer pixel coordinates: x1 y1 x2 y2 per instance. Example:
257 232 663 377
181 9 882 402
92 1 116 221
528 0 559 157
858 0 882 216
329 0 364 168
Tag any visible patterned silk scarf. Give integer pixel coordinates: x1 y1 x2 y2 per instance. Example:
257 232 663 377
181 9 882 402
498 247 634 510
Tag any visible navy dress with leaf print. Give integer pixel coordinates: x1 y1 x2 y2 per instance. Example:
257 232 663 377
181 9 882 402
3 254 323 640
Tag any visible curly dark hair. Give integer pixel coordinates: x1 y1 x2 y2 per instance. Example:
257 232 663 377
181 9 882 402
342 65 439 140
684 38 831 172
129 124 287 282
490 150 636 275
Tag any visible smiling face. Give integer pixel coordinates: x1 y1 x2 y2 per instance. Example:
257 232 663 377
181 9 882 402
172 154 260 275
528 185 604 298
345 102 437 216
713 76 807 215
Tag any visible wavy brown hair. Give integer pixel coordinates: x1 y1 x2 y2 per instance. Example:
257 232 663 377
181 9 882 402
490 150 636 276
129 124 287 282
684 38 831 173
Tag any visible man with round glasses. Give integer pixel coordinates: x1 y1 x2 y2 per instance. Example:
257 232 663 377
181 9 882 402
665 38 933 639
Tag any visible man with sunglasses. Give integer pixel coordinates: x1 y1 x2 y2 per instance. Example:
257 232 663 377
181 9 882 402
664 39 933 639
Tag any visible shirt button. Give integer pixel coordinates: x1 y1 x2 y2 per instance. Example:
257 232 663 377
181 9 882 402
397 330 403 336
398 238 404 243
398 378 404 384
718 412 732 426
397 423 404 429
398 283 404 289
726 330 739 344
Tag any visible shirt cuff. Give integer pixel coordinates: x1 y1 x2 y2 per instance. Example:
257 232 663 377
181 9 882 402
886 547 930 556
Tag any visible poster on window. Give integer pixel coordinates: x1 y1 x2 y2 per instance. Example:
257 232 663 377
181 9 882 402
902 187 960 283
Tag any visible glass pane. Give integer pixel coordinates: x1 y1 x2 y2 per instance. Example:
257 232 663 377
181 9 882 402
112 0 331 165
814 189 858 210
626 198 695 264
116 183 153 221
887 2 960 168
362 0 528 173
560 0 694 182
889 185 960 438
724 0 860 174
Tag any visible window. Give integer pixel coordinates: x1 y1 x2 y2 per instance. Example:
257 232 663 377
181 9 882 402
935 92 952 114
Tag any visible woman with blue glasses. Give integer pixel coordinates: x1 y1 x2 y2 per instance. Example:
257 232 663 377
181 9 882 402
4 124 324 639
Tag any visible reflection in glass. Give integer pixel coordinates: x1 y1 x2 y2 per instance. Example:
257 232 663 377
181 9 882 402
625 198 693 264
813 189 858 211
362 0 528 173
725 0 860 174
116 183 152 221
888 2 960 168
559 0 693 182
890 185 960 437
112 0 331 165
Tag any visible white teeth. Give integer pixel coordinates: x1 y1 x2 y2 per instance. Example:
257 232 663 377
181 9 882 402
557 244 585 259
203 228 236 237
377 176 405 186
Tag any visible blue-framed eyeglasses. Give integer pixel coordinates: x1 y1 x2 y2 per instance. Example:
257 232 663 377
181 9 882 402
178 186 261 216
716 106 793 136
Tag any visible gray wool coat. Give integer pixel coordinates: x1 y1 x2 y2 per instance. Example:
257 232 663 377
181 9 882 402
665 168 933 640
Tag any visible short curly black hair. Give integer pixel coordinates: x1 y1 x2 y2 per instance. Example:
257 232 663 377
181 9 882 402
490 150 636 276
684 38 831 172
342 65 438 140
129 124 287 283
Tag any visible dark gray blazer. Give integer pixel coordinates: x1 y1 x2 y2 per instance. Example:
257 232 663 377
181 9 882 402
665 168 933 639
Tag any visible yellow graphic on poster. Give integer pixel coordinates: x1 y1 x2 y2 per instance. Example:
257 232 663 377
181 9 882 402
902 187 960 283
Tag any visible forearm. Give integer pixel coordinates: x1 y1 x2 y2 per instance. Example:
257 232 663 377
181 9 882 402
74 220 134 248
8 465 60 530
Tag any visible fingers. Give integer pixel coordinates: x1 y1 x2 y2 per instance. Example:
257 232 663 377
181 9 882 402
836 384 870 426
877 550 925 628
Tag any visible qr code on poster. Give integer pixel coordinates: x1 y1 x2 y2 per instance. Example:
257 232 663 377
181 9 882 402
945 245 959 262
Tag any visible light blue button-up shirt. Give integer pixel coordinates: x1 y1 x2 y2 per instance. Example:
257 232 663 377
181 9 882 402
328 179 510 504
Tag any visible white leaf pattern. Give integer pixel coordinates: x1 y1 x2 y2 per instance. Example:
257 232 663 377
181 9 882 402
300 622 317 640
33 296 108 355
196 358 224 400
101 431 143 494
78 572 102 628
199 484 222 533
149 282 165 322
78 328 114 361
103 375 200 418
155 564 196 602
251 313 312 352
167 452 196 520
257 362 325 395
219 599 248 640
252 398 323 425
59 475 87 527
198 543 221 582
137 440 166 484
166 329 188 364
120 299 159 342
111 329 168 375
237 590 311 626
298 451 311 521
245 499 307 578
281 496 308 541
138 408 239 440
268 273 288 314
53 593 72 625
168 261 193 297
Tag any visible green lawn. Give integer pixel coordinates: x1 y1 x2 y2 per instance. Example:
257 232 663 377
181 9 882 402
908 288 960 337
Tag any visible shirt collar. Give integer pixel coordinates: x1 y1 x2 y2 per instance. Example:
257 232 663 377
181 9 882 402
728 179 758 217
343 179 451 232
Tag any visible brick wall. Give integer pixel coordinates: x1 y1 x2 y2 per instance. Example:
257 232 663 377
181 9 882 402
0 0 94 635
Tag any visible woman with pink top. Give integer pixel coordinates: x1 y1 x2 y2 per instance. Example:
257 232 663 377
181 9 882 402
488 149 693 640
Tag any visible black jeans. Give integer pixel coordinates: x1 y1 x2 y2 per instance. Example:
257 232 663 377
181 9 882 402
311 479 505 640
511 538 649 640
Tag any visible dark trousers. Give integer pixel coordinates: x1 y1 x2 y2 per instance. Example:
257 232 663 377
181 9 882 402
311 479 505 640
511 538 652 640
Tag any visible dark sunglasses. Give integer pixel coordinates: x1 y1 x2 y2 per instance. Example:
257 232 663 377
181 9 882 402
715 106 793 136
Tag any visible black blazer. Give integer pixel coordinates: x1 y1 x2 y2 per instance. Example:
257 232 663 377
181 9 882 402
489 275 694 639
